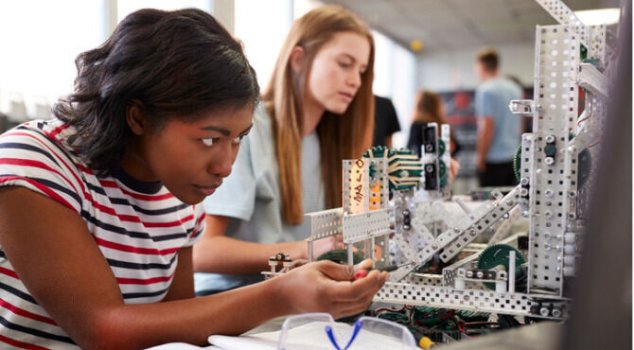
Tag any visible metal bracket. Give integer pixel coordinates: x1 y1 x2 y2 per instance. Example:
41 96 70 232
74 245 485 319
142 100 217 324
578 63 608 99
509 100 538 115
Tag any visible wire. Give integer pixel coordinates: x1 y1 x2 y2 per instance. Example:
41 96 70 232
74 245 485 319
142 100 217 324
588 140 601 148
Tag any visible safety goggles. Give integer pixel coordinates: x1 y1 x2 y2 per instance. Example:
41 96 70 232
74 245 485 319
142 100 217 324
277 312 416 350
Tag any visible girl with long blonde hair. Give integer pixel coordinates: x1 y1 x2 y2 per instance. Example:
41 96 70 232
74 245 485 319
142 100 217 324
193 5 375 294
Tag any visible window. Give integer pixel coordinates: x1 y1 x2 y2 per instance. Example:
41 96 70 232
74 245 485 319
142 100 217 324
117 0 212 20
373 30 416 147
234 0 293 89
0 0 105 119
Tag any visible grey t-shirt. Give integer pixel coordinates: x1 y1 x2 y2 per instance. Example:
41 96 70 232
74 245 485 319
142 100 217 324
194 105 325 293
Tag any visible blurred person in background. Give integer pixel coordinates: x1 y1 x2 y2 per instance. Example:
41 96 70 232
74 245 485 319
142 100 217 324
373 94 401 147
408 90 461 158
474 48 521 187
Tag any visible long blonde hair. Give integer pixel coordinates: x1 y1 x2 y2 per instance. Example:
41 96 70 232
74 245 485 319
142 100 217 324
263 5 375 225
413 90 448 125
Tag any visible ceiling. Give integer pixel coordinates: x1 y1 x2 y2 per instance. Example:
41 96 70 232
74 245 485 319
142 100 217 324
318 0 618 53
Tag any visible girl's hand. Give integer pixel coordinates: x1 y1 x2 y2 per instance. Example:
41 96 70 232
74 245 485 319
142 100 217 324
275 259 387 319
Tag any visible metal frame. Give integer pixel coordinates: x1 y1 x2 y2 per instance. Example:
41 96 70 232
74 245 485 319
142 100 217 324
279 0 614 322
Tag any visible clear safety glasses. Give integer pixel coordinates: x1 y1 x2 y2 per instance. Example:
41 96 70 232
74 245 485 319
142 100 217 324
277 312 416 350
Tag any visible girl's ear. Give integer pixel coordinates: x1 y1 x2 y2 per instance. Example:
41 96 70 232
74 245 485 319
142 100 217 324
126 100 147 136
290 46 306 74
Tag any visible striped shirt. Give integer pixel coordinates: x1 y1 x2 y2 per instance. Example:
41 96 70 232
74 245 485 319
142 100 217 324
0 119 205 349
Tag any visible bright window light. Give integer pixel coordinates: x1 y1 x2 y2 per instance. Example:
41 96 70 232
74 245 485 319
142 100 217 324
117 0 212 20
0 0 104 119
235 0 292 89
574 8 620 26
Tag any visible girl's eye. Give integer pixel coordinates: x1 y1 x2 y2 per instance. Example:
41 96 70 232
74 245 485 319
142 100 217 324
338 61 352 69
201 137 220 147
232 134 246 145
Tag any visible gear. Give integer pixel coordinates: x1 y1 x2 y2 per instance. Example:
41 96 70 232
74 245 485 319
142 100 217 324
438 161 447 188
363 145 393 159
438 139 446 156
477 244 525 290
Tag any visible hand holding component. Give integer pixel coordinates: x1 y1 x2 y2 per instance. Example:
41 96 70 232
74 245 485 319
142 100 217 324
353 262 414 280
275 259 387 320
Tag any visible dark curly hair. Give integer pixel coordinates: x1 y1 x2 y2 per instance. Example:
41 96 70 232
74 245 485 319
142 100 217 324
53 8 259 176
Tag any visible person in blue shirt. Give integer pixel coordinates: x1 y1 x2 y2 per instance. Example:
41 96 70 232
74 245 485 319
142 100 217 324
474 48 522 187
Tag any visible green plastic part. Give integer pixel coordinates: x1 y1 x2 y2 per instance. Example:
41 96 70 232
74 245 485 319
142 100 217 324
438 140 446 156
544 143 557 157
317 249 363 264
477 244 525 290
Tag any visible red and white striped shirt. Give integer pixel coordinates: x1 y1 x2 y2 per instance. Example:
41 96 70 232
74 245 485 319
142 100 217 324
0 119 205 349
